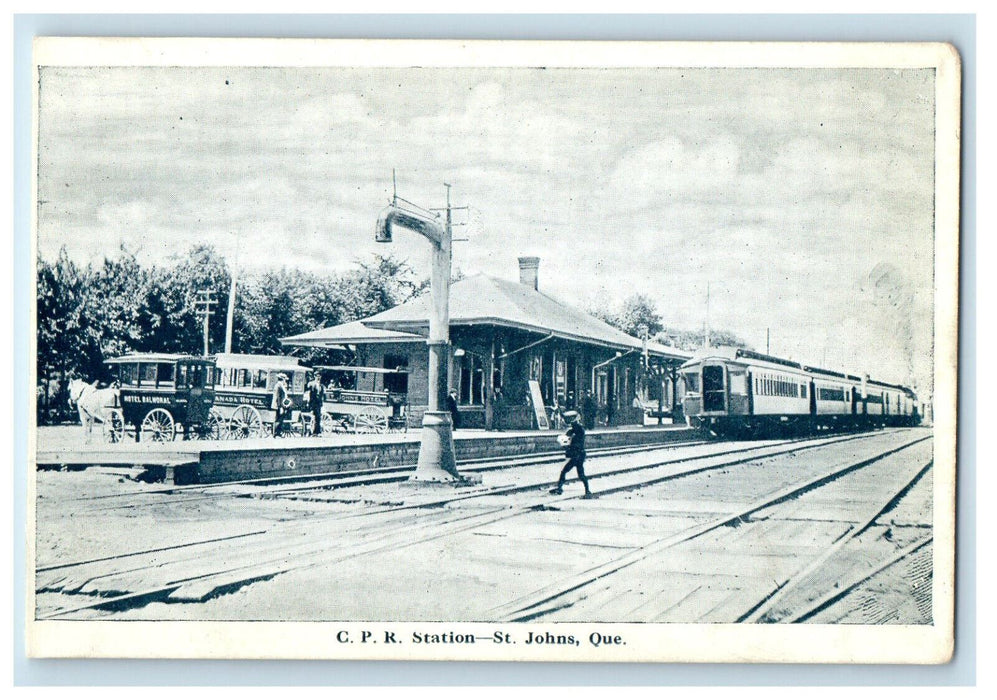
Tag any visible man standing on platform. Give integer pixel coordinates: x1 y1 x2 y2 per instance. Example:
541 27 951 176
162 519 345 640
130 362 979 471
446 388 461 430
271 373 289 437
305 372 326 436
550 411 594 498
582 390 597 430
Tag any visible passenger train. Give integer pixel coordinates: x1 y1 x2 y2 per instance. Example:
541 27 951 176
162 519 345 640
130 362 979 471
680 346 921 437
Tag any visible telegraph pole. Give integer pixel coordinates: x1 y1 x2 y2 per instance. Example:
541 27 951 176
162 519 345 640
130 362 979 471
194 290 218 356
225 270 237 354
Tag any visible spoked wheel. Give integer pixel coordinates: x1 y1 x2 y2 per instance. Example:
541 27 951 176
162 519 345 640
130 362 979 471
228 405 263 439
141 408 176 443
193 409 224 440
353 406 389 434
102 409 125 444
322 411 345 433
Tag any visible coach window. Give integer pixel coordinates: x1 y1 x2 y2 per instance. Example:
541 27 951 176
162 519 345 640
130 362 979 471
801 384 807 398
729 371 746 395
683 372 700 394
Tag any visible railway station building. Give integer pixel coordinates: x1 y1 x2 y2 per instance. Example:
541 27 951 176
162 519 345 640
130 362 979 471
282 258 690 430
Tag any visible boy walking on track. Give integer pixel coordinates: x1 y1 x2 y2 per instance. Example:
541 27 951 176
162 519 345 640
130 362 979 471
550 411 595 498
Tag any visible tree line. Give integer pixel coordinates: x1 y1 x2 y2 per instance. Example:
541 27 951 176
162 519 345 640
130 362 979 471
37 245 749 424
36 244 428 423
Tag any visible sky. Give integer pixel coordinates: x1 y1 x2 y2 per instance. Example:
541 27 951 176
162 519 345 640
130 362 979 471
36 64 936 392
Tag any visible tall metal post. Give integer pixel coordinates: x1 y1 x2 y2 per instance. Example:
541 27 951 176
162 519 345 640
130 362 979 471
376 185 465 482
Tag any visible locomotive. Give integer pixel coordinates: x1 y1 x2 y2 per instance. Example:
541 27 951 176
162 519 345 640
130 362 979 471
680 346 920 437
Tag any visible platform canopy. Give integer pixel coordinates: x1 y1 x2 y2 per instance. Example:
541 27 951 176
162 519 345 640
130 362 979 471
310 274 692 362
281 319 425 349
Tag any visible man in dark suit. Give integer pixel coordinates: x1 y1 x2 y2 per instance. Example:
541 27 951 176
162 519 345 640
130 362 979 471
305 372 326 436
271 373 289 437
550 411 594 498
582 390 598 429
446 389 461 430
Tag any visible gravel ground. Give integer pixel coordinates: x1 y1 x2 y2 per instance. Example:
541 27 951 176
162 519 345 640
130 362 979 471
32 428 935 625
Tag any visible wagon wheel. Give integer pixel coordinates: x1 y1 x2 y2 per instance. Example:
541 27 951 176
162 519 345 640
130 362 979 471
353 406 388 434
193 409 224 440
102 409 125 444
322 411 344 433
228 405 263 439
141 408 176 443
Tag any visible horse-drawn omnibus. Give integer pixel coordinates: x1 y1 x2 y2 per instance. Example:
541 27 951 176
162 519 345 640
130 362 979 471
101 354 218 442
211 353 310 438
310 365 409 434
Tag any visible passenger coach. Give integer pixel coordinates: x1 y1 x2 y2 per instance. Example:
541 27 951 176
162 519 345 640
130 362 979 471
681 346 919 437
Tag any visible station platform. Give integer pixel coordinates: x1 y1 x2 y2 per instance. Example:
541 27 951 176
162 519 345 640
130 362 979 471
34 424 694 485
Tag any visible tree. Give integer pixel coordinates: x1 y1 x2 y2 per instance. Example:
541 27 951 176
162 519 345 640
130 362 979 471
589 293 664 339
36 249 97 421
333 254 430 323
659 328 753 352
144 244 232 354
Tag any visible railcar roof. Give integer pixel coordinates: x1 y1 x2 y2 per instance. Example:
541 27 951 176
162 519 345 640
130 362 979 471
680 346 916 394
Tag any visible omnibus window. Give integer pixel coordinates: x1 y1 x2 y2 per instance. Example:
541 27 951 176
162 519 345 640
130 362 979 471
291 372 305 393
177 364 189 387
157 363 175 387
139 363 157 386
384 354 409 394
118 363 138 386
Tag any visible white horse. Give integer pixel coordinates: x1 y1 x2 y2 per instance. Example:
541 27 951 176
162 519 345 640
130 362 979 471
68 378 120 443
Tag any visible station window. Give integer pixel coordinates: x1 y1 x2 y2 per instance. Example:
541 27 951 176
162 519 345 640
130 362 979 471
458 353 485 405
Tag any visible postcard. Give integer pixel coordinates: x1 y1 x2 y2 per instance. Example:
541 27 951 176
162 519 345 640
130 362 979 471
27 38 958 663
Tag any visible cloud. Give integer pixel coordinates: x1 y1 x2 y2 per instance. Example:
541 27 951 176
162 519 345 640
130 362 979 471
35 65 938 388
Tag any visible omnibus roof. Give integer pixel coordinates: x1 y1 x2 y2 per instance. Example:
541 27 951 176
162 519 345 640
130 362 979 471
315 365 410 374
213 353 310 372
105 353 212 364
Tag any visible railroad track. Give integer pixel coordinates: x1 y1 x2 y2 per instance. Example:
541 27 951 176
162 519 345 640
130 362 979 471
54 437 716 513
35 429 918 620
488 434 933 623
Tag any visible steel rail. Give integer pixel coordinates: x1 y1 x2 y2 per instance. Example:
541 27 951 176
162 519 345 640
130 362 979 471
739 459 933 623
488 433 930 622
37 430 918 619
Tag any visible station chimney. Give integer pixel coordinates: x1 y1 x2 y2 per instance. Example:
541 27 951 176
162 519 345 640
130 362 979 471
518 256 540 290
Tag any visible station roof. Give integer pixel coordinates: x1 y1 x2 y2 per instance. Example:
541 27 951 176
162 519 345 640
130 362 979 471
283 274 690 361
